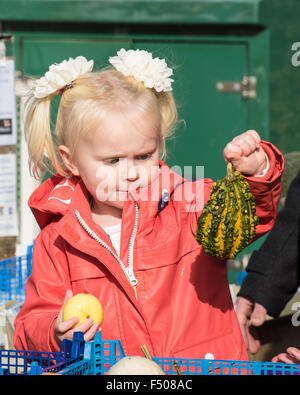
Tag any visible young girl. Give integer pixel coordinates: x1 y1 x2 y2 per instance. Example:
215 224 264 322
14 50 283 361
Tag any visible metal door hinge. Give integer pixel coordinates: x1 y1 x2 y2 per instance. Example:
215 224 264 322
216 76 257 100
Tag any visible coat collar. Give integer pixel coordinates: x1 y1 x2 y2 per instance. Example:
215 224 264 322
28 160 186 232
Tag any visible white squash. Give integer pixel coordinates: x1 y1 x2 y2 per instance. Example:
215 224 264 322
107 356 165 375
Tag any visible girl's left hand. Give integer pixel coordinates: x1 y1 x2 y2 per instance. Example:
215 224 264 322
223 130 267 176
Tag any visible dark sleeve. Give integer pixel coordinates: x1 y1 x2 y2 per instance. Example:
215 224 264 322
237 170 300 318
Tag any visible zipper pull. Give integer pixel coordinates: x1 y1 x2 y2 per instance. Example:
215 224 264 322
124 266 138 286
158 189 170 212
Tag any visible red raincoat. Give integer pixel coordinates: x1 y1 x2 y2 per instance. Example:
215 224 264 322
14 141 283 360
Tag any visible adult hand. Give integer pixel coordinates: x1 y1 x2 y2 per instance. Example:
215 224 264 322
272 347 300 364
236 296 267 354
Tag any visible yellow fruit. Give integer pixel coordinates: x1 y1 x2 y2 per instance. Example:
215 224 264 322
62 293 103 328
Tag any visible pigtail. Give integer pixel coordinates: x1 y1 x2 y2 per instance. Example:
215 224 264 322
155 91 178 160
23 92 65 180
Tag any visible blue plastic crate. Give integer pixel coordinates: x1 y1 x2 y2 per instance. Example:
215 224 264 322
2 330 300 375
57 332 300 376
0 245 33 305
58 331 125 375
150 357 300 375
0 331 125 375
0 332 85 375
2 331 300 375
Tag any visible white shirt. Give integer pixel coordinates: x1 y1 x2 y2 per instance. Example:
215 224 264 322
102 223 122 256
255 152 270 177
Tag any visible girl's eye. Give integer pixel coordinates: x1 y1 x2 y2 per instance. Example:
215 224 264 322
105 154 151 165
106 158 120 165
137 154 151 160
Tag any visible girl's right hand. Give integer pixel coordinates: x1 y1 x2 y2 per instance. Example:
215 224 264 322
53 289 100 347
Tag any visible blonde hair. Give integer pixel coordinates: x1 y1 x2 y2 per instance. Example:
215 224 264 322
24 67 178 180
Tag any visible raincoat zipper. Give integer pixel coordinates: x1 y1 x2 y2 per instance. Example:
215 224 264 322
74 203 139 298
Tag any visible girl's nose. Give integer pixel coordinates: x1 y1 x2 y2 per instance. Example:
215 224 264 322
127 161 139 181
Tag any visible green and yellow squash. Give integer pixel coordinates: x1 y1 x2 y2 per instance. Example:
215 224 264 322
195 162 259 259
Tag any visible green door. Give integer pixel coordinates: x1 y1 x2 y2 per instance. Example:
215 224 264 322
133 40 251 181
21 37 132 75
20 36 263 182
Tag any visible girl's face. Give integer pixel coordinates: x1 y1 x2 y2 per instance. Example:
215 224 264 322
59 110 161 212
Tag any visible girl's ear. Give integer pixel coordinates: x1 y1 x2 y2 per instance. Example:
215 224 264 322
58 145 80 176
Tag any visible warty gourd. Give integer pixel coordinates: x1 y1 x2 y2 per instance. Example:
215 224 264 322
195 162 259 259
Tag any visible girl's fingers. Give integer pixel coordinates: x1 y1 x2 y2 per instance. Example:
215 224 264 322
83 322 100 342
223 130 265 175
246 129 261 147
56 317 95 340
72 318 95 334
238 130 260 147
57 316 79 334
223 142 243 161
231 133 259 156
227 130 261 155
224 134 258 161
